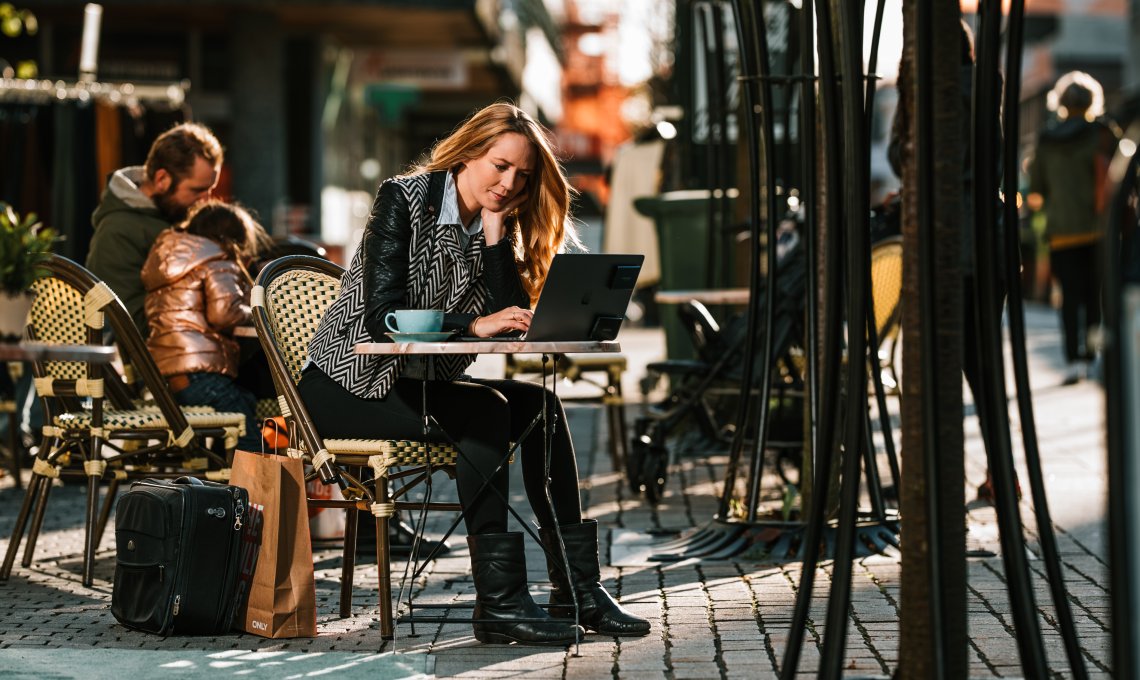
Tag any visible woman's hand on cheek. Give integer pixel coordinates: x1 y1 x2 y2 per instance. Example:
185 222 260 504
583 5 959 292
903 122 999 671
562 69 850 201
481 192 527 245
471 306 532 338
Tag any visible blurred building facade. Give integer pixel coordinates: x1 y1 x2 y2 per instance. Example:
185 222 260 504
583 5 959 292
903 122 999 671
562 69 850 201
1 0 565 263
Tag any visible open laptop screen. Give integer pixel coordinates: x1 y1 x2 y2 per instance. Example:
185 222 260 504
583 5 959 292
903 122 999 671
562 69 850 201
466 253 643 342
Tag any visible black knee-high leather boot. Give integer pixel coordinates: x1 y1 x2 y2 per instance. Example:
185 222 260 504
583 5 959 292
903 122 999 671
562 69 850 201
468 532 582 645
540 520 651 636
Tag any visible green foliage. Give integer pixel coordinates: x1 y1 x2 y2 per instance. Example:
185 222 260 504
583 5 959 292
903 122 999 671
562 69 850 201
0 203 56 294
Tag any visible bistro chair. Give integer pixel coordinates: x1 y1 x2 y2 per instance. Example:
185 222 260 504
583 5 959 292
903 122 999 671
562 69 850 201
504 353 629 469
870 235 904 394
251 255 461 640
0 255 247 587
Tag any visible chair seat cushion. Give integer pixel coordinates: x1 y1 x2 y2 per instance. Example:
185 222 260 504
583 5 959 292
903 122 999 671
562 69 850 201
255 398 280 420
323 438 458 467
55 407 247 434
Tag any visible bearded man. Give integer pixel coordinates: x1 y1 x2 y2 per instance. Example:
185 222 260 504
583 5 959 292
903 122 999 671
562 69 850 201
88 123 223 338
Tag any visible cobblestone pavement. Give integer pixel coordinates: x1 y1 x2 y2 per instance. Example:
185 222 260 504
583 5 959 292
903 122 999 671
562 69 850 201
0 305 1113 678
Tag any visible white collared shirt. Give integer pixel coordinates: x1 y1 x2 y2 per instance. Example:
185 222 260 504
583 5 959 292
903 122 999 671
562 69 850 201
440 170 483 248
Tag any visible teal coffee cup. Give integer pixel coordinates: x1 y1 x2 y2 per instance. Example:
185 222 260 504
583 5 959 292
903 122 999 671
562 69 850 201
385 309 444 333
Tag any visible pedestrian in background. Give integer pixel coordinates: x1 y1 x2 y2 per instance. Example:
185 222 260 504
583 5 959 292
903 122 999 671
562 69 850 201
142 200 269 452
1028 71 1120 385
88 123 222 338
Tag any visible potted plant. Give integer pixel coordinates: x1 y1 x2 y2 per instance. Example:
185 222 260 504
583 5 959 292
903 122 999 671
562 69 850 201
0 203 57 342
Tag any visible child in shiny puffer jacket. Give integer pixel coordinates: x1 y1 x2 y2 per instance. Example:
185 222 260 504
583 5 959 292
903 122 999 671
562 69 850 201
142 200 270 452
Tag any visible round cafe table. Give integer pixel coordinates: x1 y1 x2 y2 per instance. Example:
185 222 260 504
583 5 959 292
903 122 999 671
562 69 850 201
354 338 619 639
355 339 619 356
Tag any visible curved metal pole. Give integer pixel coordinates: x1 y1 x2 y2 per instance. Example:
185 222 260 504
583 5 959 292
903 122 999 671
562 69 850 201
798 0 820 511
712 3 735 289
741 0 783 523
862 0 902 498
972 1 1049 676
819 2 872 676
998 1 1088 676
1105 143 1138 680
915 0 946 673
780 0 846 674
699 1 723 290
718 0 764 517
863 0 887 125
718 0 780 524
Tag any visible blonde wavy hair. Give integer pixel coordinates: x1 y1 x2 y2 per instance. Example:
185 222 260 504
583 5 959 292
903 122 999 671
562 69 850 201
413 102 580 304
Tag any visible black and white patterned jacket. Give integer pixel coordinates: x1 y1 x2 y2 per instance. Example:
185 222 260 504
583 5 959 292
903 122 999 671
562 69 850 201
308 170 529 399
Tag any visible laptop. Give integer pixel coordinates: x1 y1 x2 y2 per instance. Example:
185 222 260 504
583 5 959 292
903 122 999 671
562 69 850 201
467 253 643 342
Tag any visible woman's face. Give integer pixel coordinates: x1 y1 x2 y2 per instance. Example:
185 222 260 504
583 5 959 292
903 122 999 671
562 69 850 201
455 132 536 221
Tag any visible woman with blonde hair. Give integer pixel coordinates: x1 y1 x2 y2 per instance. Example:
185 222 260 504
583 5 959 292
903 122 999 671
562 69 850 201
303 102 649 645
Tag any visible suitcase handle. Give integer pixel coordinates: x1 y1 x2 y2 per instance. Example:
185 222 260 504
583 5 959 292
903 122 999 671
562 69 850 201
173 476 205 487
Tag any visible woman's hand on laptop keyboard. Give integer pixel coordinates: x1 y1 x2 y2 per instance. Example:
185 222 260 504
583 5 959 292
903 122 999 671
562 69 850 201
470 306 532 338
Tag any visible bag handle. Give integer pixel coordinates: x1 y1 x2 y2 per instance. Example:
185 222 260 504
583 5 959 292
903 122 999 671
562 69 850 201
173 476 206 486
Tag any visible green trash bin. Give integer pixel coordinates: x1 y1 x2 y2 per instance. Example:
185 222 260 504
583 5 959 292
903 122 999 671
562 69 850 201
634 190 735 361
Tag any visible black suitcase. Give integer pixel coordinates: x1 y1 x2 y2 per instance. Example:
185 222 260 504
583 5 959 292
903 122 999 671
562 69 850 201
111 476 248 635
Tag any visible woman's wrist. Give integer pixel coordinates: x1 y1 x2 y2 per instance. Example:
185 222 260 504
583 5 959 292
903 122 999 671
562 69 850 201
468 315 482 337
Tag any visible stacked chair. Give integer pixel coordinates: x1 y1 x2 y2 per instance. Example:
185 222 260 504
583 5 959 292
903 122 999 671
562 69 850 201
627 235 905 502
251 255 460 639
0 255 247 587
503 353 629 469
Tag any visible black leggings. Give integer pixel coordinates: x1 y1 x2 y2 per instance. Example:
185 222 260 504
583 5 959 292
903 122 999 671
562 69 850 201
298 366 583 536
1050 243 1102 362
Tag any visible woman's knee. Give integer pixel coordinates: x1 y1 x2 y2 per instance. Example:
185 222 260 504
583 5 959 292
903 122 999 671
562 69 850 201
459 383 511 423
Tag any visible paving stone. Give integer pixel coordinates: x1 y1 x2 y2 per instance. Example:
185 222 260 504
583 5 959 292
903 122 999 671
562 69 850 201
0 317 1116 678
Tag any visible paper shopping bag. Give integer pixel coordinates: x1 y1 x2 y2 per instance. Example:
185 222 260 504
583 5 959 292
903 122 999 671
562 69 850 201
230 450 318 638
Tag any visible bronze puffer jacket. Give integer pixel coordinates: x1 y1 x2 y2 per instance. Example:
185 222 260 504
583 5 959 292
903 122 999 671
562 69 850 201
142 228 250 378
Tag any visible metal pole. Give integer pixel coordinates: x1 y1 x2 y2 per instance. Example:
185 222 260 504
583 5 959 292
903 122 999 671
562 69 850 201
779 0 845 673
972 0 1049 675
1000 0 1088 675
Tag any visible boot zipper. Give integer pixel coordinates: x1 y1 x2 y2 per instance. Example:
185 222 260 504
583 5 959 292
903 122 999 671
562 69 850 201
173 595 181 616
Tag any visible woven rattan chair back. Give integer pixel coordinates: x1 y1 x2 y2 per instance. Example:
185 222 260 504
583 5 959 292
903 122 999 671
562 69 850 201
2 256 242 588
253 255 464 640
264 266 342 385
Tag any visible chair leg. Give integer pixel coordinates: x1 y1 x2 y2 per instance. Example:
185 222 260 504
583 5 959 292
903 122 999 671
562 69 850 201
606 374 629 471
1 472 44 580
339 501 359 619
83 470 100 587
22 436 62 570
614 400 629 470
605 399 622 469
92 477 120 551
22 472 53 568
377 478 394 641
5 410 20 490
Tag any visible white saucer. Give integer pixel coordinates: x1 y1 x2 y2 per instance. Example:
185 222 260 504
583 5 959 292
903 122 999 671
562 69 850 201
385 331 454 343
